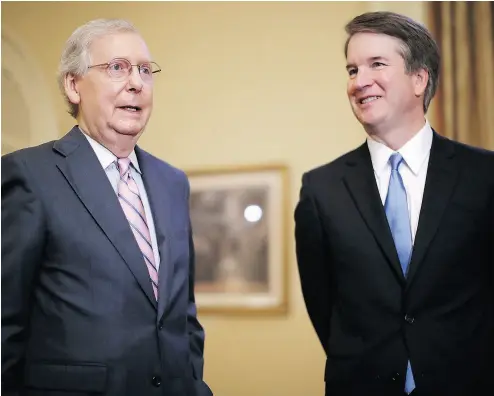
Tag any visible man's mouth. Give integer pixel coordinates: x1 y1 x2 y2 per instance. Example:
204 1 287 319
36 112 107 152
118 106 142 112
359 96 382 105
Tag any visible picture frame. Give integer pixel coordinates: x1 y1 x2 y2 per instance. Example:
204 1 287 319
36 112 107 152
186 164 289 315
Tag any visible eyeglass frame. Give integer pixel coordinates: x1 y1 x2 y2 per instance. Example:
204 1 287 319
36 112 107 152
87 58 162 83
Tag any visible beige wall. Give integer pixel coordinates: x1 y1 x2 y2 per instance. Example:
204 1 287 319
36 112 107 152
1 2 425 395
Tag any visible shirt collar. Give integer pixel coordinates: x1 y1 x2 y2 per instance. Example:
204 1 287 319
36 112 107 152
80 127 142 174
366 120 433 176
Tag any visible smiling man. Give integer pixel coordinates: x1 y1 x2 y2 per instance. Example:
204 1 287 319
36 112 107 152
2 19 212 396
295 11 494 396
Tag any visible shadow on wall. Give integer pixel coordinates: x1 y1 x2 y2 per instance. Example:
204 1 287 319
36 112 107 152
1 28 59 154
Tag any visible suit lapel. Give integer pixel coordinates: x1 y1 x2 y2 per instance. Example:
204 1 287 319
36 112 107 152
406 133 459 289
343 144 405 283
136 148 176 319
53 127 157 309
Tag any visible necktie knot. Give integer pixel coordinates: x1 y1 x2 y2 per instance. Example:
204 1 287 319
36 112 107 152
389 153 404 171
117 158 131 178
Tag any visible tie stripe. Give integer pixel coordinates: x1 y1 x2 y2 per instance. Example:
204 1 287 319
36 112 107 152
117 158 158 300
128 221 153 253
118 195 152 249
120 177 141 197
119 194 148 226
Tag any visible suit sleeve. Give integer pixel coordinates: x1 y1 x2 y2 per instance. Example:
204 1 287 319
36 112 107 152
1 154 46 394
294 172 333 354
183 176 212 396
490 182 494 305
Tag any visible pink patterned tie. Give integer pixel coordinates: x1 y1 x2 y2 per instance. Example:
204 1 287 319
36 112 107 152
117 158 158 300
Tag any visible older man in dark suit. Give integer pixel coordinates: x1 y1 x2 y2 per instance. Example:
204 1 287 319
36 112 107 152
2 18 212 396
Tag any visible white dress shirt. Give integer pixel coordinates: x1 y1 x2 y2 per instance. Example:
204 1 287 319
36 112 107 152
82 130 161 270
366 121 433 243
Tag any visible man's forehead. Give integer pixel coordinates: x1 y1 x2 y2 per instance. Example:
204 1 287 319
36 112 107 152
346 34 402 61
347 33 402 50
89 32 151 60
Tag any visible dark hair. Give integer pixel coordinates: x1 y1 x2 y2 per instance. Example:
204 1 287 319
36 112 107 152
345 11 440 113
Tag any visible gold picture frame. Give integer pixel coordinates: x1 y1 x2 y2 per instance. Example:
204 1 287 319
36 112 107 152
186 164 289 315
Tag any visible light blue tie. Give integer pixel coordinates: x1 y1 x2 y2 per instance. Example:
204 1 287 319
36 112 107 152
384 153 415 394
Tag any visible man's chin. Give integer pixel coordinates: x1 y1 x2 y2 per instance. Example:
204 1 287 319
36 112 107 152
117 129 143 137
110 122 146 137
355 112 383 128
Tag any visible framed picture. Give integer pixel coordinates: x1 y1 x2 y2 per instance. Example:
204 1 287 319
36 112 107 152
186 164 289 315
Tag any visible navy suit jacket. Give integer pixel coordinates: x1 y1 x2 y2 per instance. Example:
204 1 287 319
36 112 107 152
2 127 212 396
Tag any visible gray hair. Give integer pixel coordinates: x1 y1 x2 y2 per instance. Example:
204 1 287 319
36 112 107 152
344 11 440 113
57 19 139 118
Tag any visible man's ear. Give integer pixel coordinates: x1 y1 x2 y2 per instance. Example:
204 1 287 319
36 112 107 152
414 68 429 97
64 73 81 105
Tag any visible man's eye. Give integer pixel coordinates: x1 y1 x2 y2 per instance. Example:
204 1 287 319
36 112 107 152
140 65 151 75
372 62 385 68
109 62 126 71
348 68 357 76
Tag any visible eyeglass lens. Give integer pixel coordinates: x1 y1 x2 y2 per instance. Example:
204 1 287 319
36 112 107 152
108 59 158 82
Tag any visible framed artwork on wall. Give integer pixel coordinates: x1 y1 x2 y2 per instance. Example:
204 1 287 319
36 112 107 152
186 164 289 315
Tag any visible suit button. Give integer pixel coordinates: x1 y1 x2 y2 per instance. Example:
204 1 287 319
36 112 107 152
151 376 161 387
404 314 415 324
158 321 163 330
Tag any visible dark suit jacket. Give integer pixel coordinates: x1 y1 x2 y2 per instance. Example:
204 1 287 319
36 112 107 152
2 127 212 396
295 132 494 396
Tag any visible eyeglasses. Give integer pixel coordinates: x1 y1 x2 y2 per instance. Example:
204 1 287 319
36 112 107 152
88 58 161 83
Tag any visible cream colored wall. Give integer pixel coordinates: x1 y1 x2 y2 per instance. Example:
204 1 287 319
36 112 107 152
1 27 60 153
1 2 425 395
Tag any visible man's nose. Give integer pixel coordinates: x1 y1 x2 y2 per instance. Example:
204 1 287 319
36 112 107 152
127 66 143 91
353 69 373 90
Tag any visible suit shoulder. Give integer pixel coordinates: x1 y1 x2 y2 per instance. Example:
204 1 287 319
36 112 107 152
301 144 365 183
436 137 494 188
449 138 494 158
136 148 187 181
2 140 57 166
450 139 494 172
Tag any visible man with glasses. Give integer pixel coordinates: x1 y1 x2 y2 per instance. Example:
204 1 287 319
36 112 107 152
2 19 212 396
